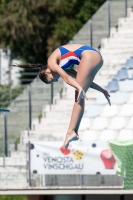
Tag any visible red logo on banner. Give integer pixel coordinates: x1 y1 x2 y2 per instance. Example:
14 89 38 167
100 149 116 169
60 146 71 155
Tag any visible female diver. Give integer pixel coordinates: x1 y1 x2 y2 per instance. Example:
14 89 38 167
12 44 111 149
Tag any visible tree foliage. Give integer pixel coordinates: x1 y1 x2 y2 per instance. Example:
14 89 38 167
0 85 24 107
0 196 27 200
0 0 105 83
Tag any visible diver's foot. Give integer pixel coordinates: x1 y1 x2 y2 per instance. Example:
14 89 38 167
64 130 79 149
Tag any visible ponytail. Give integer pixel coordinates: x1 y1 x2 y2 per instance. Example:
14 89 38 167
11 63 49 84
10 63 46 69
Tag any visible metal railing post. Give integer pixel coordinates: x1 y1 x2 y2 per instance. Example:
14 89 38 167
0 49 1 85
125 0 128 18
28 141 31 186
7 46 12 103
3 155 5 167
89 19 93 47
107 0 111 38
51 82 54 105
28 85 32 130
4 113 8 157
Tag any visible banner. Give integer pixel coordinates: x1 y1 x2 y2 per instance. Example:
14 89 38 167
30 140 117 174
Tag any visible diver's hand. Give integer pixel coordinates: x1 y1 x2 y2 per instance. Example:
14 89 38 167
77 89 88 104
103 89 111 106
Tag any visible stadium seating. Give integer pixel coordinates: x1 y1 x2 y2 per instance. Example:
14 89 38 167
94 93 108 105
90 117 108 130
127 93 133 103
119 80 133 92
111 92 127 104
99 130 117 141
82 130 98 141
124 57 133 69
84 105 100 118
126 116 133 129
114 68 128 81
118 129 133 140
78 117 90 131
118 104 133 117
106 79 119 92
100 105 117 117
108 117 126 130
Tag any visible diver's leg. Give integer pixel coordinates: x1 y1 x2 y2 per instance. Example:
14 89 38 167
64 51 103 148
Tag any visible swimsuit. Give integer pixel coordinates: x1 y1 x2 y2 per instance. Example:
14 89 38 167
58 45 102 71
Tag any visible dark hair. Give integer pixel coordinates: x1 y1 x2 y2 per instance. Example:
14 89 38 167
11 63 49 83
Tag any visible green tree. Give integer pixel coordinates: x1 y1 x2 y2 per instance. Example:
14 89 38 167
0 196 27 200
0 0 105 84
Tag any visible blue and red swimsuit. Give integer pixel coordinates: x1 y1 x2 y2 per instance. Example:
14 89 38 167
58 45 102 71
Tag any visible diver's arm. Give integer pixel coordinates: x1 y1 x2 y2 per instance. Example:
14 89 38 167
90 82 111 106
90 82 105 93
